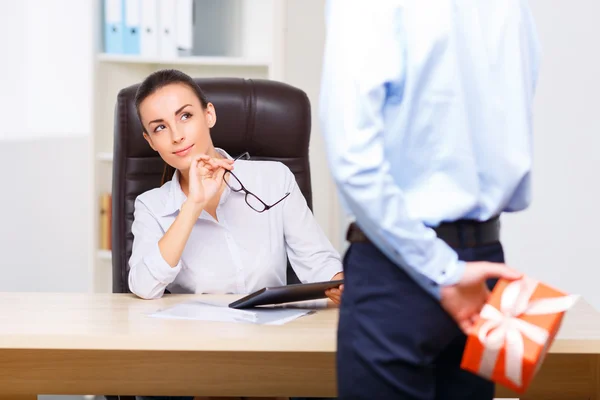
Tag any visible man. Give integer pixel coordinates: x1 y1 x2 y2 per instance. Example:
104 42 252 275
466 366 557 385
319 1 540 399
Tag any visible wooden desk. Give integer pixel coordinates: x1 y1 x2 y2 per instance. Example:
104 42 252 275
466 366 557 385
0 293 598 400
0 293 338 399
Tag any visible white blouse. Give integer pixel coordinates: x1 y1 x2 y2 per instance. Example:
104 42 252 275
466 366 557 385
128 149 343 299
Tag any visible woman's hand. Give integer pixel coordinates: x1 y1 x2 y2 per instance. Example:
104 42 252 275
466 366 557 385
188 155 234 206
325 272 344 305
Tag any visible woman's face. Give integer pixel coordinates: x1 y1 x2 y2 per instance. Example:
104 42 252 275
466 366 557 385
139 83 217 172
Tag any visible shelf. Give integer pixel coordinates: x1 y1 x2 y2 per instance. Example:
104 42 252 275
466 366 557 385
97 250 112 261
96 152 113 162
90 0 283 295
97 53 271 68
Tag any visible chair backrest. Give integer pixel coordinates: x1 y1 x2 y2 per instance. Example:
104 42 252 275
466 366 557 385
111 78 313 293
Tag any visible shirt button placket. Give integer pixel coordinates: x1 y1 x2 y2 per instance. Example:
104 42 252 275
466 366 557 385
222 217 246 293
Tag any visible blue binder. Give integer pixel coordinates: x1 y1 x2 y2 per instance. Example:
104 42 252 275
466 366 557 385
103 0 124 54
123 0 141 55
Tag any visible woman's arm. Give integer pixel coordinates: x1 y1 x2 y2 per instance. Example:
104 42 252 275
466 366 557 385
281 165 343 284
157 200 204 267
128 198 201 300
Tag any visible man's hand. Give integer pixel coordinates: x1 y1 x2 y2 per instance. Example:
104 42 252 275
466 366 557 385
440 262 522 334
325 272 344 305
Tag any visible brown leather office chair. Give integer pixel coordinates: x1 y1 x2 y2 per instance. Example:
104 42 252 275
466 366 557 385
106 78 313 399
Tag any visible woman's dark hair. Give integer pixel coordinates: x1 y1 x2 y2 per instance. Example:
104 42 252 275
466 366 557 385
134 69 210 185
135 69 209 132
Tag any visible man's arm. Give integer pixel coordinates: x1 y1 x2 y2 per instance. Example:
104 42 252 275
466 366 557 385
320 0 464 299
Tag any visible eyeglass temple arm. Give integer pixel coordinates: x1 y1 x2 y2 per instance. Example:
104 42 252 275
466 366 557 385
266 192 291 209
234 152 250 161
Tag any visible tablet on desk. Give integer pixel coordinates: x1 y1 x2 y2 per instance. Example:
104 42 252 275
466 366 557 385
228 279 344 309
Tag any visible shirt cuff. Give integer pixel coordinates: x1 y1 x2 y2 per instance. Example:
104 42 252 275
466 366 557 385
418 237 465 287
423 258 465 301
143 242 182 285
311 263 344 283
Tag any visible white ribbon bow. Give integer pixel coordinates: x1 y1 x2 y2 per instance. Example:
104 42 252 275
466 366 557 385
477 277 578 387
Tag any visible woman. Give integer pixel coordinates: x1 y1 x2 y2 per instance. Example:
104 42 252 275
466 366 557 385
129 69 343 302
130 70 341 400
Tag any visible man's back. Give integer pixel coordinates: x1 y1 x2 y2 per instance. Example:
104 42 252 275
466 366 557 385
321 0 541 226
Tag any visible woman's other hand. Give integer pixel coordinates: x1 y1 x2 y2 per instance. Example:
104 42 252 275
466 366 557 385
325 272 344 305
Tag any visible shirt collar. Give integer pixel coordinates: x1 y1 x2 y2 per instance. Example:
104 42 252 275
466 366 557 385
159 147 234 217
216 148 234 160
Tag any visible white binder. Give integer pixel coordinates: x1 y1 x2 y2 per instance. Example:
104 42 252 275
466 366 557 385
140 0 158 57
176 0 194 57
158 0 178 58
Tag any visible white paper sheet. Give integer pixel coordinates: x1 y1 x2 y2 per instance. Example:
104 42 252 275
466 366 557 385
148 299 315 325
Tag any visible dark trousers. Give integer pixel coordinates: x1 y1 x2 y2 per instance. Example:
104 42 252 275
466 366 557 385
337 241 504 400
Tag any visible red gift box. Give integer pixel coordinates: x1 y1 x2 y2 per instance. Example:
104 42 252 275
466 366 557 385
460 277 578 393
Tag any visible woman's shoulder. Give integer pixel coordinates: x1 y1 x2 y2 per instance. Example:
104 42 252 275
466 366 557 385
236 159 294 182
134 180 174 213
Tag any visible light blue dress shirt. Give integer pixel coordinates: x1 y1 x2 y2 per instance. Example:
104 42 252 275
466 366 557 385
319 0 541 298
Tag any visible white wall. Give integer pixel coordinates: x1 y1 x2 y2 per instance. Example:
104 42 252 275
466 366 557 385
0 0 93 140
501 0 600 309
0 0 93 292
284 0 344 250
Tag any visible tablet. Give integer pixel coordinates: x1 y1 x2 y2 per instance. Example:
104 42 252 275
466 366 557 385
228 279 344 309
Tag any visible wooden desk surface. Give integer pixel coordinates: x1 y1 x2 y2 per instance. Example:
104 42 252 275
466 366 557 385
0 292 598 353
0 292 338 352
0 292 599 399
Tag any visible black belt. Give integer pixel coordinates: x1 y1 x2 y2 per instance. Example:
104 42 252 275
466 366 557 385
347 216 501 249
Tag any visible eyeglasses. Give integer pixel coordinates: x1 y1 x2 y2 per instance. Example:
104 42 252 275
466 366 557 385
223 152 291 213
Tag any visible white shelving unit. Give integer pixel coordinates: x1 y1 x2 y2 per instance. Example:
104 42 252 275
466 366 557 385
91 0 286 293
97 53 272 68
97 250 112 261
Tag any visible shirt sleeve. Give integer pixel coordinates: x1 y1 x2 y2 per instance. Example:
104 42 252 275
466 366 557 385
280 165 343 284
521 1 542 93
128 197 182 299
319 0 464 299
